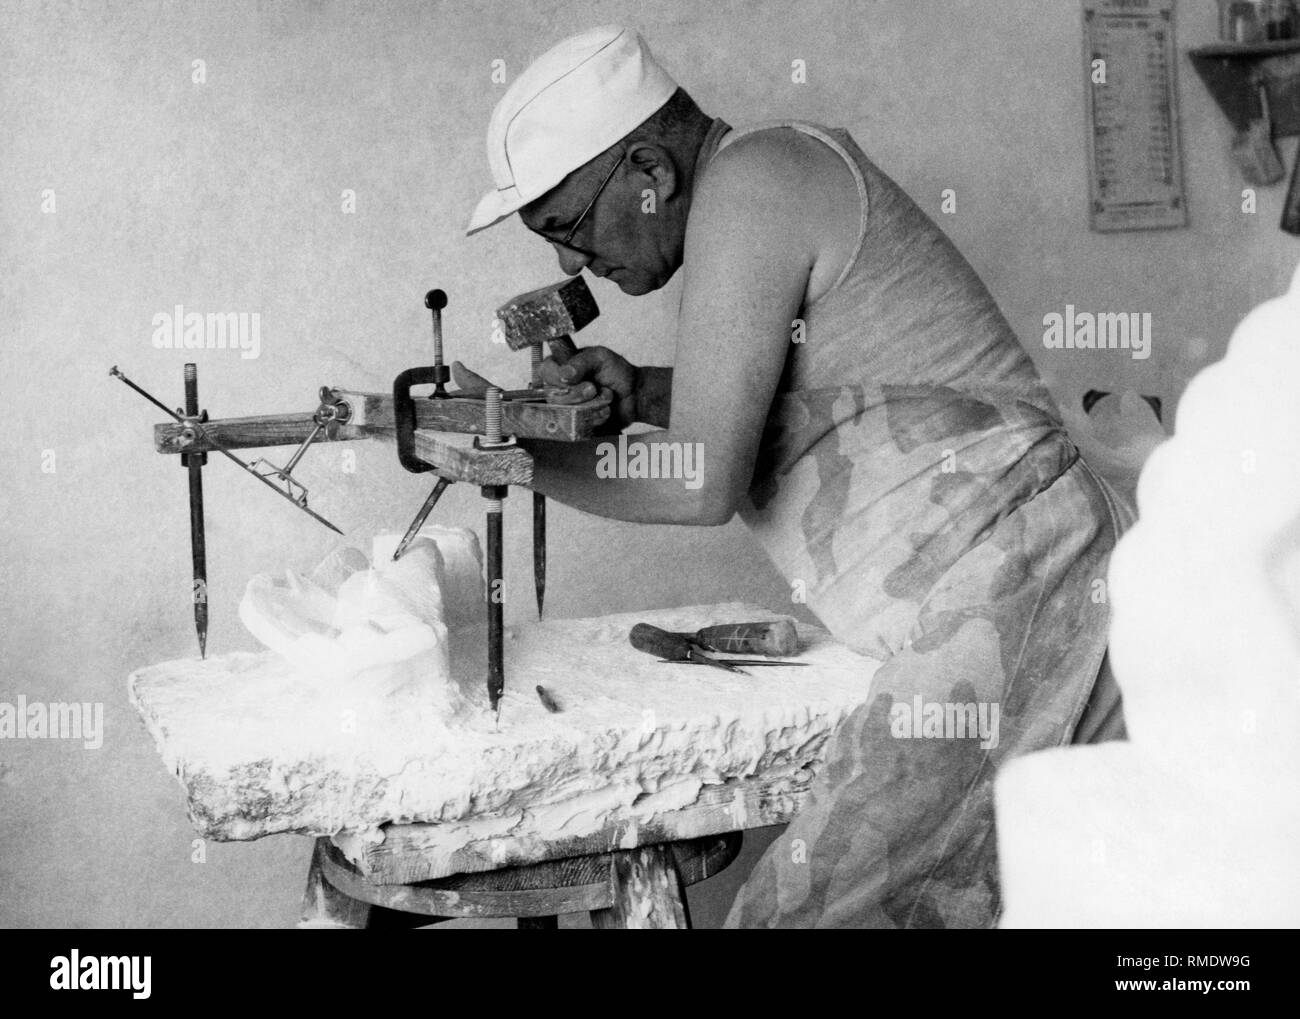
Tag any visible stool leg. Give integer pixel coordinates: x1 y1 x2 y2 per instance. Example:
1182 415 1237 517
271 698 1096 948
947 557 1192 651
516 915 559 929
298 837 372 929
590 845 690 929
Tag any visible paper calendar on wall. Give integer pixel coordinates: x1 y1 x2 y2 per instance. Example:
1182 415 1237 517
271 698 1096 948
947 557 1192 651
1083 0 1188 232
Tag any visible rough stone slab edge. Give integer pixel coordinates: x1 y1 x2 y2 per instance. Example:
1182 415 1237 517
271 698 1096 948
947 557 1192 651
127 662 858 850
336 766 822 884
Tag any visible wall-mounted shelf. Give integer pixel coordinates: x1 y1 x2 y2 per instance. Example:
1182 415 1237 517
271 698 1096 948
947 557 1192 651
1188 39 1300 134
1192 39 1300 58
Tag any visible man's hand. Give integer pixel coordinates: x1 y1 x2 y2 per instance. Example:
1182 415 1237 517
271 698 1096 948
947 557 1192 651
538 346 639 429
450 360 623 434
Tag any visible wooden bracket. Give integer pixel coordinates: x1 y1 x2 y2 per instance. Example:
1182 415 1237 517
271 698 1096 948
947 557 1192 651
395 431 533 486
1189 40 1300 136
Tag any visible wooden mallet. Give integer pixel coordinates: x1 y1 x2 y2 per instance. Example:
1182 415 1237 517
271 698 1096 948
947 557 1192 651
495 274 600 368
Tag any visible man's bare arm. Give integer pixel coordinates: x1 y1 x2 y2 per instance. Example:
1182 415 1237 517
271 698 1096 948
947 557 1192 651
634 365 672 428
526 131 844 523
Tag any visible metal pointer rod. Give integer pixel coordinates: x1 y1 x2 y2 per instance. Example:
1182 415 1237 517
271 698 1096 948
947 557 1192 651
485 485 505 715
532 491 545 619
183 364 208 659
529 343 546 619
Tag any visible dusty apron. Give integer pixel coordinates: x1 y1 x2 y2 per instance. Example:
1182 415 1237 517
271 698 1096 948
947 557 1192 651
696 120 1121 928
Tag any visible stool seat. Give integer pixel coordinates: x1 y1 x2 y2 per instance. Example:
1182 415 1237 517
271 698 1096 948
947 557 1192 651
300 831 743 929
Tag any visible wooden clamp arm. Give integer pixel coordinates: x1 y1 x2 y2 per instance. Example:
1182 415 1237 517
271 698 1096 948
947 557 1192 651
154 388 613 454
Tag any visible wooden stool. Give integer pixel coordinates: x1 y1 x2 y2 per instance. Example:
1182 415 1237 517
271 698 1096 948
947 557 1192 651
299 831 743 929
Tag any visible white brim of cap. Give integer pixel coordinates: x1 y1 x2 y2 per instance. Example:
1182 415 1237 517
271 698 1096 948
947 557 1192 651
465 186 526 236
465 27 678 236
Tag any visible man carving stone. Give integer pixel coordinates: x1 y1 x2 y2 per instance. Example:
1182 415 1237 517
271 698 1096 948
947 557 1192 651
463 25 1124 928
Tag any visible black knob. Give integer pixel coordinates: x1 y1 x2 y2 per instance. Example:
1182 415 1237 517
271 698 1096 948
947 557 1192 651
424 289 447 311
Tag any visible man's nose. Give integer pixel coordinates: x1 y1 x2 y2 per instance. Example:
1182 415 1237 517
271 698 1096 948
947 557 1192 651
553 243 591 276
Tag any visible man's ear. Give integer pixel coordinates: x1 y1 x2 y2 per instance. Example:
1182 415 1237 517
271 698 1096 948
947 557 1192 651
626 141 678 203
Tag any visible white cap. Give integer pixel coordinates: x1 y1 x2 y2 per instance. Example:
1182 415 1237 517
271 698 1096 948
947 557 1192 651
465 26 677 236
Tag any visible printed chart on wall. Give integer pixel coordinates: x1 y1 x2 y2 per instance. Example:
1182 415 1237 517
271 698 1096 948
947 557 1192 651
1083 0 1188 232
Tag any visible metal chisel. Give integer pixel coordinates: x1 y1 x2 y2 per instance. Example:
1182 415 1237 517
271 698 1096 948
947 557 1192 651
629 623 808 676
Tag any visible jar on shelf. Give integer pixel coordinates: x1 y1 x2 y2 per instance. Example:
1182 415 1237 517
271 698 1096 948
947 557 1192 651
1264 0 1297 39
1219 0 1265 42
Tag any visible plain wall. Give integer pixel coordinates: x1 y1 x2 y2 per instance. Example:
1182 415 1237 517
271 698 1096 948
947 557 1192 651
1 0 1294 927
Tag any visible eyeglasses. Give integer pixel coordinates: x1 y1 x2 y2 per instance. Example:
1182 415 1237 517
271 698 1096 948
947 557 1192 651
556 149 626 250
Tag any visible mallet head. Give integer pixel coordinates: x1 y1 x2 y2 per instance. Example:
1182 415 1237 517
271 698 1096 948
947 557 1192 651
495 276 599 352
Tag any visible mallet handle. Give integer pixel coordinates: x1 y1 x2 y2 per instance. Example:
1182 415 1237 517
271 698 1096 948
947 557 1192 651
548 335 578 364
693 621 799 657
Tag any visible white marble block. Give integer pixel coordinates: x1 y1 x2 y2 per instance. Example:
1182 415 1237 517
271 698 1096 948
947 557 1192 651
995 263 1300 928
129 600 880 850
237 534 479 719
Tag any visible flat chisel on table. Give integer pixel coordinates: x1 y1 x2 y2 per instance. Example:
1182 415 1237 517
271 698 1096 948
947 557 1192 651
629 622 808 677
